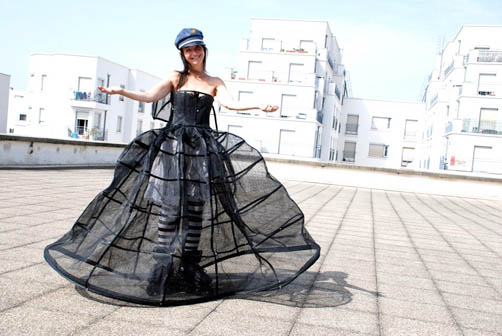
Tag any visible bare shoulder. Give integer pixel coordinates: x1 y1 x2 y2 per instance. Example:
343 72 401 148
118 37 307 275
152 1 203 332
168 71 181 85
206 74 225 87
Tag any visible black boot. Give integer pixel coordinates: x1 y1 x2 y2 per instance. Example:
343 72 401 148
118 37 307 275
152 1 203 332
179 250 212 292
146 246 174 296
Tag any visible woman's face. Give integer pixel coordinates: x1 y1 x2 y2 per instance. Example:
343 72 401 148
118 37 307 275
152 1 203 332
182 45 205 67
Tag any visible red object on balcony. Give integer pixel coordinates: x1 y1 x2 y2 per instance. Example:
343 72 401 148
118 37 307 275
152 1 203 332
450 156 455 166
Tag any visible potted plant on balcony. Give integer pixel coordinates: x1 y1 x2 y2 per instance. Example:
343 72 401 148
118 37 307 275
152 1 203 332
89 127 98 140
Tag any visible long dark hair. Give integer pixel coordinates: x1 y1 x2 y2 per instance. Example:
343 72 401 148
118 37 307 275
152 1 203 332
176 46 208 90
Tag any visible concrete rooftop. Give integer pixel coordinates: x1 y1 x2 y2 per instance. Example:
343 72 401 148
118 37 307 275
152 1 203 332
0 165 501 335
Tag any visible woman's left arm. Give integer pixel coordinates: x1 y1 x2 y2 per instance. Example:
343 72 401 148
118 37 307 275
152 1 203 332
214 79 278 112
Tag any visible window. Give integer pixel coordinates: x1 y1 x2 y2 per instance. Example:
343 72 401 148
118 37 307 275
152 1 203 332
116 116 123 133
92 113 101 130
278 129 296 155
288 63 304 83
371 117 391 130
261 38 275 51
343 141 356 162
404 120 418 138
478 73 496 96
329 136 336 161
369 144 389 158
299 40 315 53
280 94 297 118
238 91 253 102
119 84 125 101
247 61 262 80
332 114 338 129
314 126 322 158
136 119 143 136
19 114 27 121
228 125 243 135
138 90 145 112
78 77 93 92
237 91 253 115
41 75 47 91
345 114 359 135
479 108 500 133
402 147 415 167
75 111 89 135
38 108 45 123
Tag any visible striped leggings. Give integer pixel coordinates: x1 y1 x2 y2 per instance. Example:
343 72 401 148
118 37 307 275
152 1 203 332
157 199 204 251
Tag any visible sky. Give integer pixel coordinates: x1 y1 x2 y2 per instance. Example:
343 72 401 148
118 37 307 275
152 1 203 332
1 0 501 102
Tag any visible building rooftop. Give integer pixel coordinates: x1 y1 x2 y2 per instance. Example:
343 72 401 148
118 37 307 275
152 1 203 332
0 165 501 335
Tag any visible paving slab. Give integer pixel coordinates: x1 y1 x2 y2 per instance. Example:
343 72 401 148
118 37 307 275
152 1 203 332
0 167 501 335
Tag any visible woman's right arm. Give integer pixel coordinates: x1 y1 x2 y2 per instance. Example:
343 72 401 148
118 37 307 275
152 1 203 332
98 72 179 103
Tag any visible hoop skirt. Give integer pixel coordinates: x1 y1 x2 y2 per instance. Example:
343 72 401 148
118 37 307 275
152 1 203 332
44 90 320 306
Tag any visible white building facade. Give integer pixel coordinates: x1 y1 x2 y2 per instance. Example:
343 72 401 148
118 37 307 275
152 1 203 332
0 73 10 134
6 53 162 143
218 18 346 161
340 98 423 169
418 25 502 174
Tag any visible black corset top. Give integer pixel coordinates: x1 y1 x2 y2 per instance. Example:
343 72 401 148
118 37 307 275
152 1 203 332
170 90 214 128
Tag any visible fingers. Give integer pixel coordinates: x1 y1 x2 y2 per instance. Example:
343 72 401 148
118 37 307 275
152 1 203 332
261 105 279 112
97 86 114 94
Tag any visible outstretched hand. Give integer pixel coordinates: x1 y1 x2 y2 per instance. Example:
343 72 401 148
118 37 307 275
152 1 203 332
260 104 279 113
97 86 122 95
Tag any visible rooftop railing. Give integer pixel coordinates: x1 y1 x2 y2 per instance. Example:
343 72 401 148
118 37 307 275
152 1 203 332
232 71 316 86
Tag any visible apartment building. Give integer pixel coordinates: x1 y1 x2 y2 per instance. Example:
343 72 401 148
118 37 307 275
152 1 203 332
341 98 423 168
0 73 10 133
418 25 502 174
218 18 346 161
6 53 162 143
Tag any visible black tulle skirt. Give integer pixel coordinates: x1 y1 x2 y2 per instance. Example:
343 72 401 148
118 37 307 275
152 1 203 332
44 125 320 306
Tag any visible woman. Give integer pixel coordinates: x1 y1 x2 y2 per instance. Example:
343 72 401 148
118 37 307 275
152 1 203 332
44 28 320 306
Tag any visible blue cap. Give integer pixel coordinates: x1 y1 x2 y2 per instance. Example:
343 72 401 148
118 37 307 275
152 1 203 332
175 28 205 50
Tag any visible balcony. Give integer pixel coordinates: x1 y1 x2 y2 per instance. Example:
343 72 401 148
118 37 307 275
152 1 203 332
429 94 438 107
72 126 107 141
443 61 454 77
461 119 502 135
240 38 317 55
466 50 502 64
478 91 496 97
232 71 316 86
72 90 108 104
477 51 502 62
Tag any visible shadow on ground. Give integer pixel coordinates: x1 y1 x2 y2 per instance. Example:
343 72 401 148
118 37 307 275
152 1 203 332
76 271 381 309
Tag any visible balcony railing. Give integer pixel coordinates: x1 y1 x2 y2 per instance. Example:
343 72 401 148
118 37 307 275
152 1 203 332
430 94 438 106
232 71 316 86
443 61 454 77
461 119 502 135
72 126 107 140
72 90 109 104
477 51 502 63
